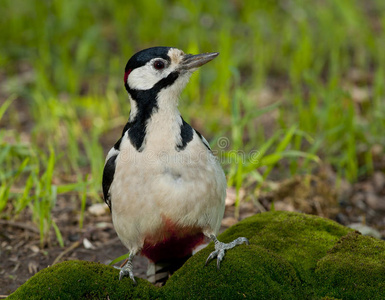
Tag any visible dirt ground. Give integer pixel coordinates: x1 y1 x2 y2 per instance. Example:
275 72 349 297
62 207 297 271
1 167 385 297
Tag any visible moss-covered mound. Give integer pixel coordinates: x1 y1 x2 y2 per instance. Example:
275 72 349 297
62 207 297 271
315 231 385 299
7 260 157 299
9 211 385 300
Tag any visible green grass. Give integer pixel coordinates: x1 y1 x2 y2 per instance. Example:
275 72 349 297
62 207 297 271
1 0 385 244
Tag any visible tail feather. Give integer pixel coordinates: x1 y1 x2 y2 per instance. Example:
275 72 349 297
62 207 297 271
146 254 192 285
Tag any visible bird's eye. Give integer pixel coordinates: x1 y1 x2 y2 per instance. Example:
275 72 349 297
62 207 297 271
153 60 165 70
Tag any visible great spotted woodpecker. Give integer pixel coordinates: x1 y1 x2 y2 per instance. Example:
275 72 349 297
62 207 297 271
103 47 249 284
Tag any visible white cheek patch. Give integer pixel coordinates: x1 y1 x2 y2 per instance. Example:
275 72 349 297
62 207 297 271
127 64 161 90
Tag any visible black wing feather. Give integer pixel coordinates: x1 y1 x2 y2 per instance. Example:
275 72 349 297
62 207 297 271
102 154 118 210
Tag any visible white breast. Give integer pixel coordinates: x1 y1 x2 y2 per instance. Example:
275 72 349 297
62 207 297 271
110 130 226 253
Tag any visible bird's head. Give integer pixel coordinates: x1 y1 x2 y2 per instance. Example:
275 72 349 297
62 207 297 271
124 47 219 100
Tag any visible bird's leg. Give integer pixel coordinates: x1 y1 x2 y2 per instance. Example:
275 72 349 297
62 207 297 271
205 234 249 269
115 252 137 284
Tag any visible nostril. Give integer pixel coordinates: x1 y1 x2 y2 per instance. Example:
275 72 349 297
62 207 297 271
182 54 194 62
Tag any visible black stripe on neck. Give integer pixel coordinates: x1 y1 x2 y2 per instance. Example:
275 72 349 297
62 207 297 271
176 117 194 151
124 71 180 151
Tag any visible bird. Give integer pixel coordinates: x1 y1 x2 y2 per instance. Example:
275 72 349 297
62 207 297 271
102 46 249 284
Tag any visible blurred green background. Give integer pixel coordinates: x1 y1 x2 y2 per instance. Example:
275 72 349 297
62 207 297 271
1 0 385 245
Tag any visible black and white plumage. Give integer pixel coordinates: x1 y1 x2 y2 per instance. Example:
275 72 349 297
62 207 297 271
102 47 248 284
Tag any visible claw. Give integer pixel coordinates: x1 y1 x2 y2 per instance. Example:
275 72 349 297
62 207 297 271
217 250 225 270
205 235 249 268
205 250 218 266
217 256 221 269
119 269 137 285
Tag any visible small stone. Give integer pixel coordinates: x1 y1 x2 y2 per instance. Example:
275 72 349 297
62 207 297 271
83 238 96 250
29 245 40 253
225 188 236 206
348 223 382 239
88 203 109 216
274 201 295 212
350 86 370 103
365 193 385 211
351 193 367 211
225 188 245 206
373 172 385 193
350 192 365 205
371 144 383 158
68 233 80 242
95 222 110 229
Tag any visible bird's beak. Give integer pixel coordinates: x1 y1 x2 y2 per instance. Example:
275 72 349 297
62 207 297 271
179 52 219 71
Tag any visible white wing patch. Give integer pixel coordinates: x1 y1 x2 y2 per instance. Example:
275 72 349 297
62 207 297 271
200 134 211 150
105 147 120 164
194 129 211 150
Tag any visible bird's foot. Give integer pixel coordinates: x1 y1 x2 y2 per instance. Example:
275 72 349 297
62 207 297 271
205 235 249 269
115 253 137 285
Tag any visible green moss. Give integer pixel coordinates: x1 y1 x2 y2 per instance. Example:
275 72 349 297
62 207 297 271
9 212 385 299
163 245 302 299
315 231 385 299
8 260 157 300
162 211 355 299
220 211 352 294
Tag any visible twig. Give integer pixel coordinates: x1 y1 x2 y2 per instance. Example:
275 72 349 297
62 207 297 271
52 241 81 266
120 258 128 268
0 220 39 234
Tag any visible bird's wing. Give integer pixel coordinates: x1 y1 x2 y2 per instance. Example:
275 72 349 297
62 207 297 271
102 147 119 210
194 129 211 151
102 123 131 210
